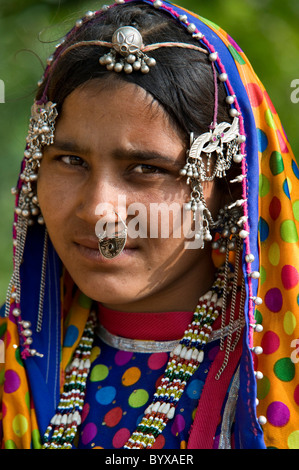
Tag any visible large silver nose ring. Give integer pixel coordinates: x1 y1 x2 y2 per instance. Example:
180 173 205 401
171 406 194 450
96 211 128 259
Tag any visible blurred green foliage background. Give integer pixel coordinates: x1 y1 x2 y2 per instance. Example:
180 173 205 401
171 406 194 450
0 0 298 304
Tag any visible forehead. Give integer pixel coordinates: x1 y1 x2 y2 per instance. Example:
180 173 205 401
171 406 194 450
54 80 185 155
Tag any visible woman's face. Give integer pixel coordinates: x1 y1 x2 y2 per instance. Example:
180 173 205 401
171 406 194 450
38 81 221 312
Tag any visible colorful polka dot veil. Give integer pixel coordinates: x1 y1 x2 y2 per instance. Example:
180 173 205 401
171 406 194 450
1 0 299 449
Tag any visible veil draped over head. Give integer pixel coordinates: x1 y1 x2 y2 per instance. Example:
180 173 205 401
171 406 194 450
1 0 299 450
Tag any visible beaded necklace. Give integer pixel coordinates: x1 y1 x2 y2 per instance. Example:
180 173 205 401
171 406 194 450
42 265 233 449
42 314 95 449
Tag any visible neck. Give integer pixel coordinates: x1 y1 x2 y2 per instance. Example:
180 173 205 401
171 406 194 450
101 251 216 313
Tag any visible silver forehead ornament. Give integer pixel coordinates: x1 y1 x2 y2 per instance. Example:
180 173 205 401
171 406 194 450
99 26 157 74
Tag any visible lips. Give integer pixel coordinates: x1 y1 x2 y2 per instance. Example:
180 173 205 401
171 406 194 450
73 237 138 262
74 237 99 251
74 237 137 250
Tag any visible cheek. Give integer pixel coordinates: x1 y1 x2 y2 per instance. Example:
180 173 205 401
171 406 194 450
128 183 191 239
37 165 71 228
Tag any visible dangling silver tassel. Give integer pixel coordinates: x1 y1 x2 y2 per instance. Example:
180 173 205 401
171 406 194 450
5 215 29 318
36 228 48 333
5 212 45 357
218 240 231 353
215 236 244 380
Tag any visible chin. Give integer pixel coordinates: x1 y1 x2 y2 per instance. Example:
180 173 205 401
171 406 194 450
72 276 141 307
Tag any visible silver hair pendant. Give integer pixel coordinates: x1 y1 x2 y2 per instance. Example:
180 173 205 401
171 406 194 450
96 212 128 259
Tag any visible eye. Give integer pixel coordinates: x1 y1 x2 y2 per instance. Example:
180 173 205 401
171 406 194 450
133 164 165 174
59 155 88 168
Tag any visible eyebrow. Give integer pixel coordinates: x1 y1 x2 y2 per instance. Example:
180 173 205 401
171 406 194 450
50 139 184 168
50 139 91 155
112 148 183 168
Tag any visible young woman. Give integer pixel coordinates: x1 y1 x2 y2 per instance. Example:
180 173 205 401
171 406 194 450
1 0 298 450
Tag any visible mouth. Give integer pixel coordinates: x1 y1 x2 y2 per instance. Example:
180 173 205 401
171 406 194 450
73 237 138 262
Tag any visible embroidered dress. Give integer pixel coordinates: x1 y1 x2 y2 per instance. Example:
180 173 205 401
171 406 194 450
77 306 240 449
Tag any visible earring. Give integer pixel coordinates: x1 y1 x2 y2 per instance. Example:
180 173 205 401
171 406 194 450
184 187 214 244
96 211 128 259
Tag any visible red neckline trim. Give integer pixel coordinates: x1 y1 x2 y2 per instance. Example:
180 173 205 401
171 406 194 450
98 305 194 341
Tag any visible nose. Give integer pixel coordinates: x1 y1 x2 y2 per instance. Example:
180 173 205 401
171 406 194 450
75 174 127 228
95 210 127 241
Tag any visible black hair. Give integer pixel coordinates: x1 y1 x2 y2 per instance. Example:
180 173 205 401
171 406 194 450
36 2 231 144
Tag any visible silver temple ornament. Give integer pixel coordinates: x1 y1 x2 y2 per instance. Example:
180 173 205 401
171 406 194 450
181 117 241 181
17 101 58 224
